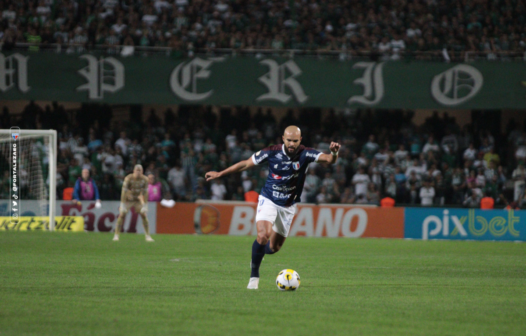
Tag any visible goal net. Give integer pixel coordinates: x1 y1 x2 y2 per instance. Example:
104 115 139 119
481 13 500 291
0 129 57 230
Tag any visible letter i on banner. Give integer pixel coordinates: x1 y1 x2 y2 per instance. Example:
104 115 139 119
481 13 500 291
10 127 20 226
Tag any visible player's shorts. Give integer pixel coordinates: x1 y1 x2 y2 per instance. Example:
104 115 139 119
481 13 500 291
119 201 148 215
255 195 296 237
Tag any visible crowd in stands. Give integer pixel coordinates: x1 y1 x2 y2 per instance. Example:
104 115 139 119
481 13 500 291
1 0 526 59
1 101 526 208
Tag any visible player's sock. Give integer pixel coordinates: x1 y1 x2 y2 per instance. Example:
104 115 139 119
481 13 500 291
264 241 275 255
250 240 266 278
115 215 124 235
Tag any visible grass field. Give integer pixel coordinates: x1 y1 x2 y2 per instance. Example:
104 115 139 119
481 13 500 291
1 232 525 336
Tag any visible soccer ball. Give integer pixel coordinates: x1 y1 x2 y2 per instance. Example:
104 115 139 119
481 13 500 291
276 269 300 291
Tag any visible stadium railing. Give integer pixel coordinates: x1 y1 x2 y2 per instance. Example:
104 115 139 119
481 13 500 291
4 43 526 62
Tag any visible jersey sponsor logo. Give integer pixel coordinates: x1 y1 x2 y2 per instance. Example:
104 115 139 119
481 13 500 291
276 153 283 159
256 153 268 163
271 173 282 179
306 152 317 158
272 191 291 199
272 185 297 192
292 162 300 170
282 161 291 164
281 172 300 181
281 166 290 171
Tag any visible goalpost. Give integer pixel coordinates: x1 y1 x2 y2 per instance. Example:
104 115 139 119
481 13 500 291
0 129 57 231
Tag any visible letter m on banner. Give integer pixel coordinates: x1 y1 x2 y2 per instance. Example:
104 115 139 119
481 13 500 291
0 53 30 93
256 59 308 104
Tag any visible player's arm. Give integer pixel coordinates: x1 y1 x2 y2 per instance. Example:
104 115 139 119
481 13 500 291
205 157 255 182
120 176 130 202
316 142 341 164
139 181 148 205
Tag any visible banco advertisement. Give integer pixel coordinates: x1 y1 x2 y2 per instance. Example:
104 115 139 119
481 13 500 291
405 208 525 241
157 201 404 238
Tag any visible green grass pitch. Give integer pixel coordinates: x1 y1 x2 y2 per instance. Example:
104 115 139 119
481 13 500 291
1 231 525 336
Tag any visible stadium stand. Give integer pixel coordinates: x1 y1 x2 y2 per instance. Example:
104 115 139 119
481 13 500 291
1 0 526 60
1 102 525 208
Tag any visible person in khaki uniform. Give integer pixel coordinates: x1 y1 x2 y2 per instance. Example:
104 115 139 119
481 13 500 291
113 165 154 242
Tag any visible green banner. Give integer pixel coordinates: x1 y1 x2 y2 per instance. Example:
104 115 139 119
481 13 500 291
0 52 525 109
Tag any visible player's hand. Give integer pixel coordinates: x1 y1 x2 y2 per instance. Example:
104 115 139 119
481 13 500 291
205 171 221 182
329 142 341 153
138 194 145 205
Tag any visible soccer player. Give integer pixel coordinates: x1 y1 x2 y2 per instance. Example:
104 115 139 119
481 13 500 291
113 164 154 242
205 126 340 289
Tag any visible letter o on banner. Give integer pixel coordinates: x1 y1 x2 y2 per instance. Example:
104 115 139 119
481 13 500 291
341 208 368 238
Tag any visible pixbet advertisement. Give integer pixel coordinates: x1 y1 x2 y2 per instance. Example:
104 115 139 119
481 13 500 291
404 208 525 241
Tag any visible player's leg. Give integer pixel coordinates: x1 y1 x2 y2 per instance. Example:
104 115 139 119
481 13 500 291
266 231 286 254
248 197 277 289
136 202 154 242
265 203 296 254
113 202 129 241
249 220 272 278
139 213 154 242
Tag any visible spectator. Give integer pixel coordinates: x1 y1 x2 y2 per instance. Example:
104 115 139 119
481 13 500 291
148 174 163 202
365 183 380 205
451 168 466 204
303 168 320 203
484 148 500 167
316 186 330 204
232 186 245 201
475 168 486 188
441 130 458 154
115 131 130 156
340 187 355 204
422 135 440 156
210 179 227 200
352 167 370 198
72 169 101 205
68 158 82 184
463 189 482 208
88 134 103 152
385 175 397 199
463 143 477 162
419 179 435 206
394 144 408 164
512 163 526 201
168 164 186 199
362 135 379 159
321 172 339 202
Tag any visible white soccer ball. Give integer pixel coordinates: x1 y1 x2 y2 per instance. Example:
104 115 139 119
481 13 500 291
276 269 300 291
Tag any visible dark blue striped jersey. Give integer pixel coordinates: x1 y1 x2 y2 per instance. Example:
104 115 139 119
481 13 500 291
251 144 322 207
